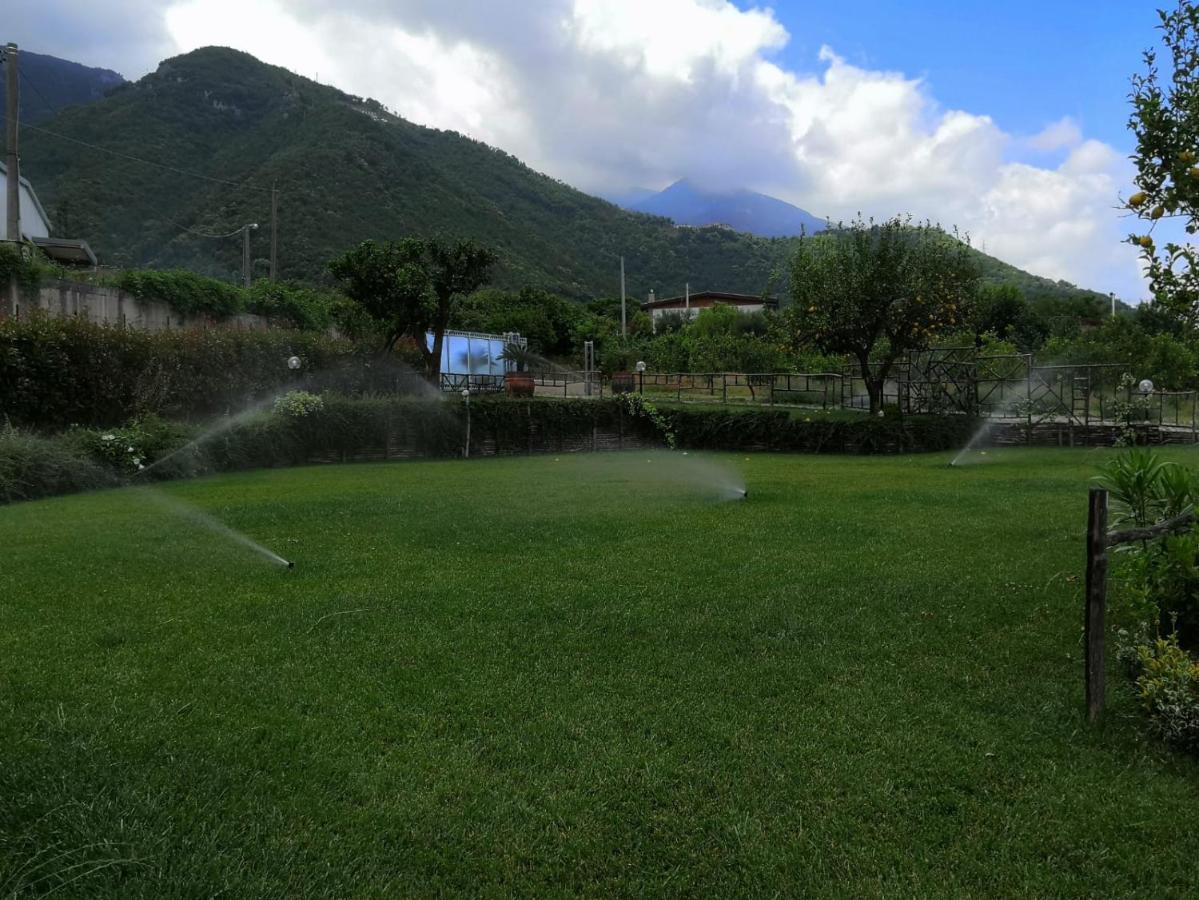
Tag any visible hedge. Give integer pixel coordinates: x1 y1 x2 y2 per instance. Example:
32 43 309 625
1 395 984 507
663 406 979 454
0 315 358 430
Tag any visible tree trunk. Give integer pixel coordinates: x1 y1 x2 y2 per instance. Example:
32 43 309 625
427 311 452 385
856 352 883 414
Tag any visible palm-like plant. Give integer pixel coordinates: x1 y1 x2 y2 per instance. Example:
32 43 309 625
499 343 535 373
1096 448 1195 528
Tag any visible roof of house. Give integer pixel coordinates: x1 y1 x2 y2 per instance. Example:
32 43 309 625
0 161 53 234
642 290 779 311
31 236 97 266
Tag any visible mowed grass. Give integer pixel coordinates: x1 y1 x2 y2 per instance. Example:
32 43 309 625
2 449 1198 897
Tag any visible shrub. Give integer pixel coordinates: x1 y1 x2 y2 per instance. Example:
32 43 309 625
0 427 115 504
0 315 356 430
113 269 245 318
662 407 977 454
0 242 52 295
1136 635 1199 753
66 416 195 476
273 390 326 418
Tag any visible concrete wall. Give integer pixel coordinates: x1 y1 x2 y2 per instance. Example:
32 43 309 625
3 277 269 332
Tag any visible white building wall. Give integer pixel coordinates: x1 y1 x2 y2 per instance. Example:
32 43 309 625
0 169 52 241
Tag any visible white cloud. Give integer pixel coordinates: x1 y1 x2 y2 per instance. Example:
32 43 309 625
1028 116 1084 152
15 0 1149 299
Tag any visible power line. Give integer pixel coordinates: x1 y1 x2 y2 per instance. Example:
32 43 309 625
163 218 248 239
1 117 271 193
17 68 57 118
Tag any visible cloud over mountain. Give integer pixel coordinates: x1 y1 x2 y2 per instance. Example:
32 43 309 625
11 0 1143 298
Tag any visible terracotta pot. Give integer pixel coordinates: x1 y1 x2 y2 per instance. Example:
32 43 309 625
505 372 535 397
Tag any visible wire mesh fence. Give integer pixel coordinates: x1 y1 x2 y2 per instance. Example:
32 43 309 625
503 349 1199 435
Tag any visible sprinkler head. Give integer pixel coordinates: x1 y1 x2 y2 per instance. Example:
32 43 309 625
739 489 749 500
285 560 295 570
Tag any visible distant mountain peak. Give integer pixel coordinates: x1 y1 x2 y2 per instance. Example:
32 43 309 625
5 50 125 125
628 180 826 238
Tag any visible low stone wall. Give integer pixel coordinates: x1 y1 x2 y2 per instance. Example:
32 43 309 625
4 277 268 332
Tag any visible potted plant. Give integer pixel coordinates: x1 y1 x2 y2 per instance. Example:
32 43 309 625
500 343 536 397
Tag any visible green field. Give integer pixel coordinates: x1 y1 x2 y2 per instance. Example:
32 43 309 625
2 449 1197 896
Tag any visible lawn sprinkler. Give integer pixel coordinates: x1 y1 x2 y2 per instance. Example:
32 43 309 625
285 559 295 570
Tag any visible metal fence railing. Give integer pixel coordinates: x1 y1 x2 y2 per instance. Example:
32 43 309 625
439 351 1199 434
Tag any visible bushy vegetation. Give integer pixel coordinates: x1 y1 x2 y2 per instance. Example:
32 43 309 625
109 269 339 330
1099 448 1199 752
0 315 355 430
0 426 115 504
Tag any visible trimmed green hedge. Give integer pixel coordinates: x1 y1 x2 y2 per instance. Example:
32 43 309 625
0 315 357 430
1 397 979 506
663 406 979 454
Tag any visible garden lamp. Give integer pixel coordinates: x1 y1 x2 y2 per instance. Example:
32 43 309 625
287 356 302 370
1139 378 1154 394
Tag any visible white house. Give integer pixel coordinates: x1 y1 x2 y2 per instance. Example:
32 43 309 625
0 163 96 265
642 289 779 324
0 161 51 241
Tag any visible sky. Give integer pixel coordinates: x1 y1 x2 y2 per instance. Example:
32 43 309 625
7 0 1176 301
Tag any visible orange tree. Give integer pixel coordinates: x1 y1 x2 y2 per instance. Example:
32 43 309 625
1128 1 1199 326
784 215 978 413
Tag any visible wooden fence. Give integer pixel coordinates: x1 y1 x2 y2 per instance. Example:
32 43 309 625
1082 487 1196 723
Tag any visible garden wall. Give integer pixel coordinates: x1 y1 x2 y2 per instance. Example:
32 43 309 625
3 277 269 332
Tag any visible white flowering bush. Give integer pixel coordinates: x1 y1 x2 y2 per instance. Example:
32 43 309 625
274 390 326 418
67 416 192 476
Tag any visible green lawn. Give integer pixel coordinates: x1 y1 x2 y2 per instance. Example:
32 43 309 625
2 449 1197 897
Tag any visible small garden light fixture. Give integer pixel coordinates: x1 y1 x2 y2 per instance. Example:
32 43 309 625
1139 378 1155 395
287 356 302 370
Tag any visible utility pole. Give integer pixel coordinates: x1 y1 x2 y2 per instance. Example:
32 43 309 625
618 256 628 337
242 222 258 288
1110 292 1116 318
4 43 19 244
269 183 278 280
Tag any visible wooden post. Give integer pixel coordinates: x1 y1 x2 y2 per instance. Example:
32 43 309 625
4 44 20 244
1085 487 1108 723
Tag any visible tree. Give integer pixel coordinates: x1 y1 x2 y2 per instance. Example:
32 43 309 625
972 283 1028 342
329 237 497 382
328 239 431 354
424 238 498 381
784 216 978 413
1128 1 1199 325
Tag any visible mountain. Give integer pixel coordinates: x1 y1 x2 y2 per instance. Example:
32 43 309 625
630 179 827 238
16 47 786 299
5 50 125 125
16 46 1114 311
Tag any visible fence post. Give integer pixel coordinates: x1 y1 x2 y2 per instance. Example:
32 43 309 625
1025 354 1033 446
1085 487 1108 724
722 374 727 404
